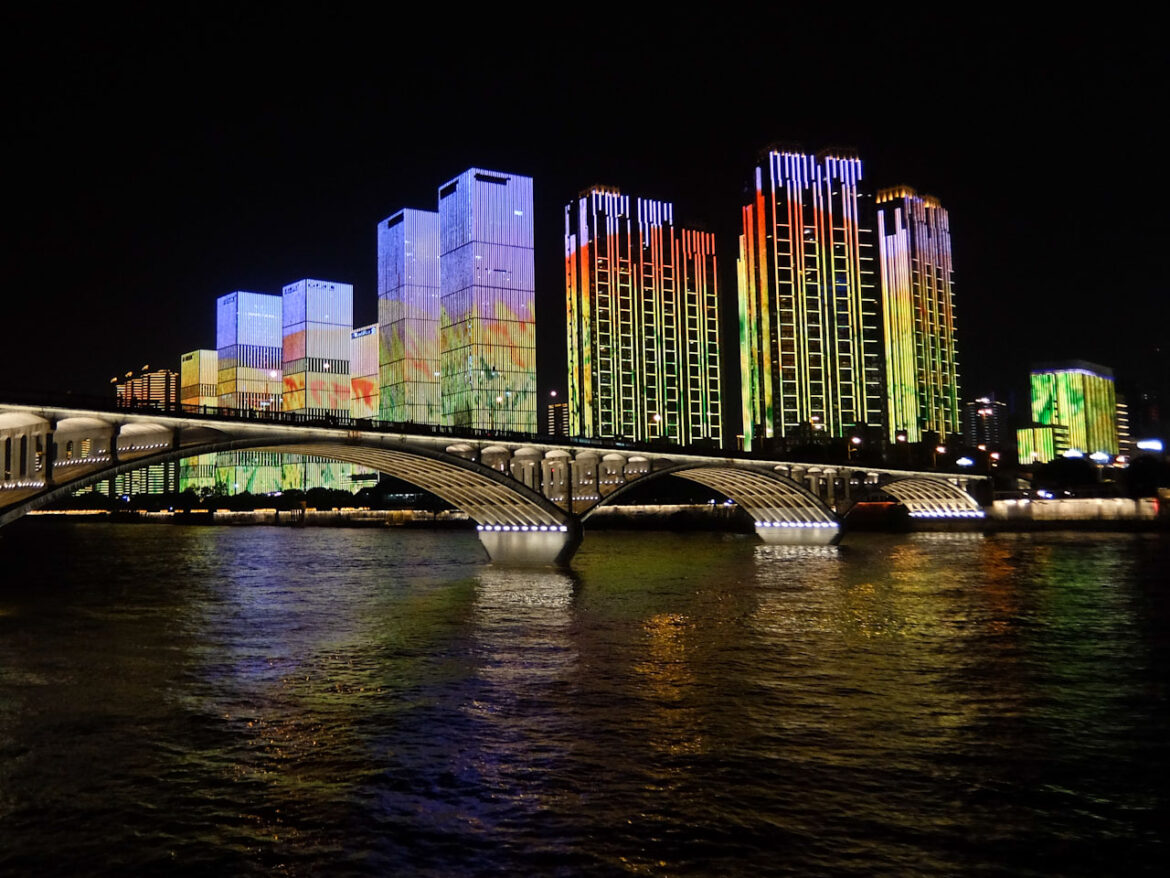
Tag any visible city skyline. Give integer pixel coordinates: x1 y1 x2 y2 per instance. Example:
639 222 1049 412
4 12 1165 425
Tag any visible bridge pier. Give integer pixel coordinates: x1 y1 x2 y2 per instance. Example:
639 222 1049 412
476 521 582 567
754 523 842 546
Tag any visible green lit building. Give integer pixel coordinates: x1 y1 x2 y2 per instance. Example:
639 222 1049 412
1024 361 1119 462
875 187 960 443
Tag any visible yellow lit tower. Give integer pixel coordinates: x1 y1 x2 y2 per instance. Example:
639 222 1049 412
566 186 722 446
738 148 883 451
875 187 960 443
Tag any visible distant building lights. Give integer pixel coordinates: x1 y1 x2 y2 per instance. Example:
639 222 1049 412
1063 449 1085 458
956 457 974 467
1137 439 1164 452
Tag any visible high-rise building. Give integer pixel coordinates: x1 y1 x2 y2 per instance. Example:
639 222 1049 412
216 291 283 411
875 187 960 443
281 279 353 418
179 350 219 409
963 395 1008 451
114 365 178 409
565 186 721 445
377 209 440 424
350 324 379 420
1029 360 1119 458
738 149 882 451
438 168 536 432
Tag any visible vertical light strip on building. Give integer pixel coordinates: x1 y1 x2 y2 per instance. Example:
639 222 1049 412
737 149 881 451
565 186 721 446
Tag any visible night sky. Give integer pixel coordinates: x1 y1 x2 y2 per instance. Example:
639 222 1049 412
4 10 1165 425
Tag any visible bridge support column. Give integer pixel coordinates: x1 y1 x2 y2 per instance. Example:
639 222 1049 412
754 524 842 546
476 521 582 567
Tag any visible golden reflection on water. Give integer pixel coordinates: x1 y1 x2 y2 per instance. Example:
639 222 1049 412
634 611 704 757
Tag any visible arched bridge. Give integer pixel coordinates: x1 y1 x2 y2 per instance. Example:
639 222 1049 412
0 401 988 565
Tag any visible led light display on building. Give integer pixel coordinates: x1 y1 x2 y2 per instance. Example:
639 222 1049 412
1016 424 1070 465
738 149 882 451
566 186 722 445
180 350 219 409
1029 361 1119 457
217 292 283 411
378 209 440 424
281 279 353 417
876 188 960 443
438 169 536 433
350 324 379 420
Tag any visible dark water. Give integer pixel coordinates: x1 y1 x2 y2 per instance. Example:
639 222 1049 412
0 522 1167 876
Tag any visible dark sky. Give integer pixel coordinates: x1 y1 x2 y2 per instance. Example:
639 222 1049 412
4 10 1165 421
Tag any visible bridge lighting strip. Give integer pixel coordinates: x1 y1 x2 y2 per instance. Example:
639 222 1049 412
477 524 569 532
908 510 986 518
755 520 839 529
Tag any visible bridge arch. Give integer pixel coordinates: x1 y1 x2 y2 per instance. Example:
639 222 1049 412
582 461 841 545
0 435 581 566
879 477 985 520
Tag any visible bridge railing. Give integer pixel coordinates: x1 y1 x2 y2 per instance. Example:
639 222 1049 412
1 388 990 479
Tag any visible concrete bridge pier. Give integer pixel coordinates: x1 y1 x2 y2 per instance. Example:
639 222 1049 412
476 520 583 567
754 523 842 546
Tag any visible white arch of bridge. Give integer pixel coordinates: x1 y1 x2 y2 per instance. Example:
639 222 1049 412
879 478 985 520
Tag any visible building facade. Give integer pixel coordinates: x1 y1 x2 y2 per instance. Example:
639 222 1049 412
281 279 353 418
216 291 283 411
438 168 536 432
350 324 379 419
377 209 441 424
115 365 178 409
179 350 219 409
737 149 882 451
1029 360 1119 458
962 395 1008 451
875 187 960 443
565 186 721 445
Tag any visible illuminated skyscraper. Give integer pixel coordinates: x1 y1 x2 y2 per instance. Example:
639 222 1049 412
438 168 535 432
875 187 960 442
565 186 721 445
217 291 283 411
377 209 440 424
350 324 379 419
1028 360 1119 458
281 278 353 418
738 149 882 451
179 350 219 409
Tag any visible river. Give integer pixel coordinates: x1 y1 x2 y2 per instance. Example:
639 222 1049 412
1 522 1166 875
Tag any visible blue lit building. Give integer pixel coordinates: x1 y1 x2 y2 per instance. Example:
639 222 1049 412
378 209 441 424
437 168 536 432
216 291 283 411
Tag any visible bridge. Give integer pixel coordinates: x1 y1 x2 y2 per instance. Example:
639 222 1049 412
0 398 988 565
